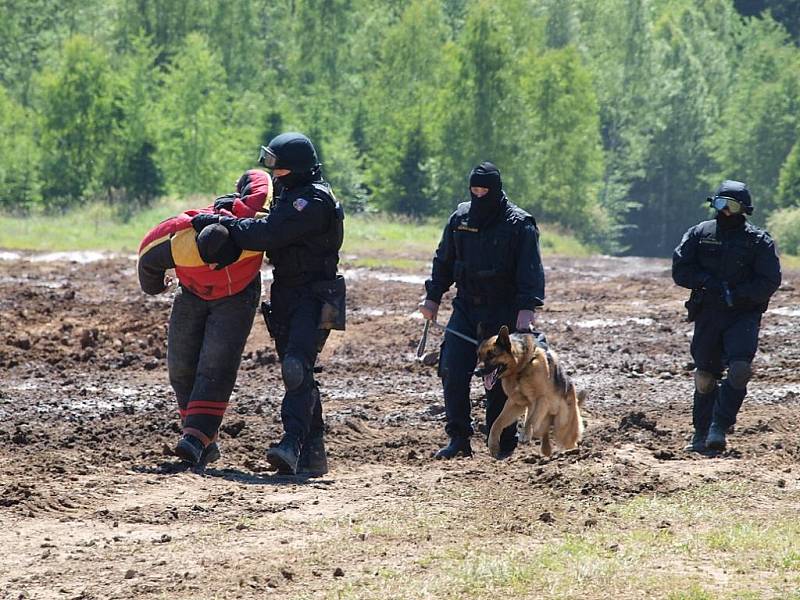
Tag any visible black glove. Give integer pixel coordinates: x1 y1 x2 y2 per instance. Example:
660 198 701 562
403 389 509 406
213 193 239 212
702 276 724 295
191 213 221 233
211 242 242 270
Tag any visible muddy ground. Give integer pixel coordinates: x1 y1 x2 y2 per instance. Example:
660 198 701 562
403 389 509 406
0 251 799 599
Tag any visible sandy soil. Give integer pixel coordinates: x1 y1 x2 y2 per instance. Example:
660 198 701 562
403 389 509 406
0 251 798 599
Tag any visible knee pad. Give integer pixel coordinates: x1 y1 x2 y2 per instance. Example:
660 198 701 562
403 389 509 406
727 361 752 390
694 370 717 394
281 356 307 392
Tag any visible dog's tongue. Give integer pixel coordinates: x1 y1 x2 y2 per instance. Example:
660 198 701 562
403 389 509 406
483 368 498 391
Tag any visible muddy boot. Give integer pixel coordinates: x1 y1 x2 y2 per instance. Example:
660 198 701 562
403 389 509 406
705 423 727 452
174 434 204 465
434 437 472 460
200 441 221 466
297 435 328 477
684 430 708 453
266 435 301 475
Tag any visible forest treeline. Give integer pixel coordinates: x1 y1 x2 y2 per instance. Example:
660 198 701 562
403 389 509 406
2 0 800 255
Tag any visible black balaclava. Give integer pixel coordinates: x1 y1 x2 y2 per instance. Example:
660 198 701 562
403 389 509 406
197 223 242 267
711 180 750 231
467 161 505 227
273 165 322 194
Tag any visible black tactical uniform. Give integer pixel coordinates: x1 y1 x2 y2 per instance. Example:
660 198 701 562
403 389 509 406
192 133 345 475
424 162 545 459
672 180 781 452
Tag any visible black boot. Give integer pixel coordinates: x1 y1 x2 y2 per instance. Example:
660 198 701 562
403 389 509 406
200 441 221 465
705 423 727 452
298 435 328 477
267 435 301 475
434 437 472 460
174 434 204 465
684 430 708 453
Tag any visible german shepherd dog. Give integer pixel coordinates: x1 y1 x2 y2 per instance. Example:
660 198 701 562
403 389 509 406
477 326 584 458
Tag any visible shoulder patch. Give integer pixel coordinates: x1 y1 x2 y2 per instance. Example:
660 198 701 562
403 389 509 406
293 198 308 212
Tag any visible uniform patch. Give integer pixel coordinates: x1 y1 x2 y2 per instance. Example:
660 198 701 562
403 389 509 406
293 198 308 212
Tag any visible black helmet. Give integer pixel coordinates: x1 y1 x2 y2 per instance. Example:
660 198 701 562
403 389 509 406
258 132 319 172
708 180 753 215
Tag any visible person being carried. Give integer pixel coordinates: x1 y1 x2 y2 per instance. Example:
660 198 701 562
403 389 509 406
673 180 781 453
137 169 271 467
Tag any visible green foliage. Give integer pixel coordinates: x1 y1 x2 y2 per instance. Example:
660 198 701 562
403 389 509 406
735 0 800 42
519 46 604 235
37 35 115 207
0 86 40 209
776 140 800 210
103 35 163 211
767 207 800 255
154 32 244 195
708 15 800 217
621 1 737 255
362 0 450 217
2 0 800 256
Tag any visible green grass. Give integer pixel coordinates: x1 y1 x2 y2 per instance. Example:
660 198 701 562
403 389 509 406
308 481 800 600
0 196 196 253
781 253 800 270
0 199 593 263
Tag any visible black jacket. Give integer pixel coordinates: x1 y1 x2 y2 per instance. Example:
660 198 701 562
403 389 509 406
222 180 344 286
672 218 781 312
425 195 545 310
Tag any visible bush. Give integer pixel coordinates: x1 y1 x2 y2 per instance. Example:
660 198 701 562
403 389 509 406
767 207 800 255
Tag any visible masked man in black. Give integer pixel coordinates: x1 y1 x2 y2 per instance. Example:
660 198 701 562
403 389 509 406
419 162 545 459
192 132 345 475
673 180 781 452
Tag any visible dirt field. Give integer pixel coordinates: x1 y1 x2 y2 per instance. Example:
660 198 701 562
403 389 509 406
1 250 799 599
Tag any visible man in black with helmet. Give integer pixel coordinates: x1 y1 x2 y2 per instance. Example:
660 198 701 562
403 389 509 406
673 180 781 453
419 161 545 460
192 132 345 475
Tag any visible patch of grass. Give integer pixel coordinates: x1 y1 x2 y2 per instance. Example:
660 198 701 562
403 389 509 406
343 256 429 271
0 196 196 252
310 480 800 600
0 201 592 260
667 585 716 600
780 253 800 270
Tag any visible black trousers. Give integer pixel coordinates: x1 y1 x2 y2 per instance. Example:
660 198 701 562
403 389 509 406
438 297 518 451
270 280 330 441
690 307 761 431
167 277 260 444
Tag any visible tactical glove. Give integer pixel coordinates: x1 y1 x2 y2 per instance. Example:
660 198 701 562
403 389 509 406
191 213 221 233
213 193 239 212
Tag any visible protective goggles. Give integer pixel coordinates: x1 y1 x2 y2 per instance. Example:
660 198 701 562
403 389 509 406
258 146 278 169
711 195 744 214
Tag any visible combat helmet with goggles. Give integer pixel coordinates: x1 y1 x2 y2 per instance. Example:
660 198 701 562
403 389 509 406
707 180 753 216
258 132 320 173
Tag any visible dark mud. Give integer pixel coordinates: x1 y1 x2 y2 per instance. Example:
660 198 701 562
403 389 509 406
0 253 798 598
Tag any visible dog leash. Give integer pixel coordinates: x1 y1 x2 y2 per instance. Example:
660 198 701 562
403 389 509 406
428 320 479 346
